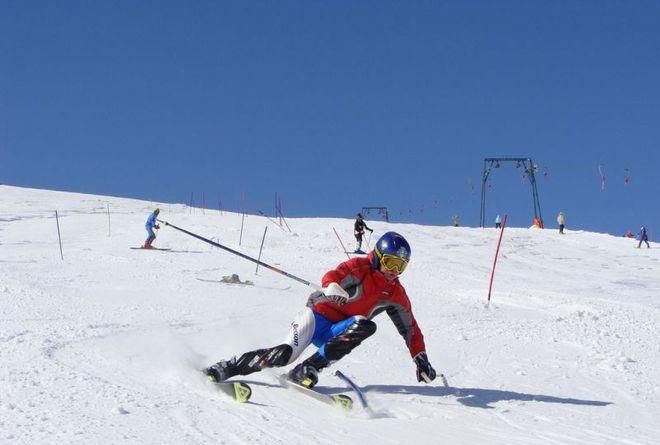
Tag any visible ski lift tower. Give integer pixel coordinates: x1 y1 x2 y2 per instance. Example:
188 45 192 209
361 207 389 222
479 157 543 228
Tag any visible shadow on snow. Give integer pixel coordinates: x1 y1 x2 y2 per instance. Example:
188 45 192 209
361 384 612 409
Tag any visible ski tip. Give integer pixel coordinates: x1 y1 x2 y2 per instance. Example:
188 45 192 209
332 394 353 411
233 382 252 403
205 373 217 383
209 380 252 403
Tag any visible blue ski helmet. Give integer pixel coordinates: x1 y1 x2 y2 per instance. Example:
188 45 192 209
372 232 411 273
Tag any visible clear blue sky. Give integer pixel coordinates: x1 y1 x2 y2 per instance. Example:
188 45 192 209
2 1 659 236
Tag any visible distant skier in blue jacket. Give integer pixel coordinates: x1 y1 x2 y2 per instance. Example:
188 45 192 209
144 208 161 249
637 226 650 248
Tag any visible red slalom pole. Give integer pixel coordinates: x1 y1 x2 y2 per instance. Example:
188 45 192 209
333 227 351 260
487 213 508 302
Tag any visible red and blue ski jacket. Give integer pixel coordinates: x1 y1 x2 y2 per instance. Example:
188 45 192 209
307 254 427 358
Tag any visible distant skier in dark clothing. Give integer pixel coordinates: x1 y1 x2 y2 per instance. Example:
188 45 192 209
353 213 373 254
637 226 650 248
143 208 160 248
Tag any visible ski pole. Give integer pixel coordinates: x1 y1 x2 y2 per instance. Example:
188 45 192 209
158 219 319 289
334 370 369 409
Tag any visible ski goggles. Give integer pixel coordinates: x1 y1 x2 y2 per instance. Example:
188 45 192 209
378 253 409 274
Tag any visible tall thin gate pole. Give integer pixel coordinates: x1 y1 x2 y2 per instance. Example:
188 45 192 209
487 214 508 301
55 210 64 260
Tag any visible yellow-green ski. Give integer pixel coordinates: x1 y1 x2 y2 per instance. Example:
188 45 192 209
278 375 353 411
210 378 252 403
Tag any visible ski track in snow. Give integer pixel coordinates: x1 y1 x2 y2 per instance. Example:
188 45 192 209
1 184 659 445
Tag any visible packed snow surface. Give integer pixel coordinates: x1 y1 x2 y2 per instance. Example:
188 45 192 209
1 185 659 444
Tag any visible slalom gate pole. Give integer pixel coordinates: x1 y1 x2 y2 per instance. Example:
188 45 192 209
55 210 64 260
332 227 351 260
487 213 508 302
239 212 245 246
106 203 111 237
256 226 268 274
278 208 292 232
257 210 288 232
158 219 318 289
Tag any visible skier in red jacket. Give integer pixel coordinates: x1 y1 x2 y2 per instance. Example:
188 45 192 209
204 232 437 388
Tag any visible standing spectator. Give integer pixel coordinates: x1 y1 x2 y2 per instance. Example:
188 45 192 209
557 212 565 234
144 208 161 248
452 215 461 227
495 214 502 229
353 213 373 254
637 226 650 248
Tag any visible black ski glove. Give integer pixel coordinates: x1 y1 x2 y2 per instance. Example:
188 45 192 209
414 352 437 383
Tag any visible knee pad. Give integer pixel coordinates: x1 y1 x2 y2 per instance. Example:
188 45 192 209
345 318 377 337
265 344 293 367
234 344 293 374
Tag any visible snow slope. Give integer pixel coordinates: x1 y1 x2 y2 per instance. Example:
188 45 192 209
1 184 658 445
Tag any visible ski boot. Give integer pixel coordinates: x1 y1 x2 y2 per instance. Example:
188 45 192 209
205 344 293 382
287 363 319 388
287 352 329 388
203 357 238 383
